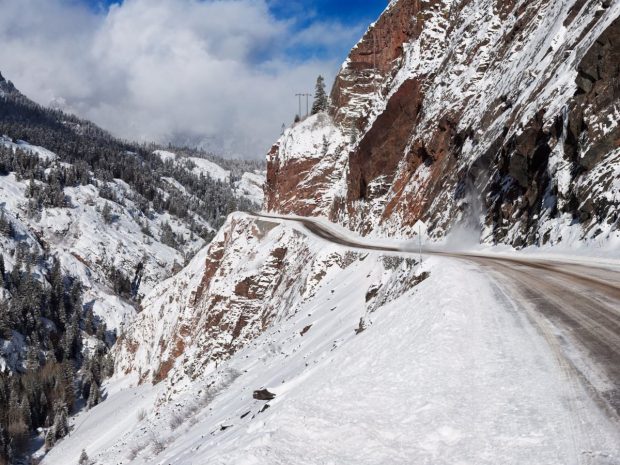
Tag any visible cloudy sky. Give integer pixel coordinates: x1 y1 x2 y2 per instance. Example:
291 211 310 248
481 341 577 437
0 0 386 158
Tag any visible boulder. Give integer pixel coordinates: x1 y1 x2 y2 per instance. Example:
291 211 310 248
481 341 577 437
253 389 276 401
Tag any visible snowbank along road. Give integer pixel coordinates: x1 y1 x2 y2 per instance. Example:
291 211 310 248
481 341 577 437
254 213 620 423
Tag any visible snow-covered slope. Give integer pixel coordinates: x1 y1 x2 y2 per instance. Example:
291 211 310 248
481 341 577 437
0 79 264 339
115 213 362 387
155 149 265 205
43 215 620 464
22 1 620 463
0 157 201 333
155 150 230 182
0 90 261 373
0 70 269 463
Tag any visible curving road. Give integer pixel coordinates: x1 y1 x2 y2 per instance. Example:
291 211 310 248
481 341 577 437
253 213 620 421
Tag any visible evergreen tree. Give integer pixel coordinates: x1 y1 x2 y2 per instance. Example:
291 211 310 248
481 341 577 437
101 202 113 224
9 258 21 291
44 425 55 451
311 75 328 114
79 449 90 465
0 213 13 238
20 396 32 430
60 363 75 410
0 424 8 464
96 322 106 343
83 308 95 335
25 346 39 371
160 221 177 248
38 391 49 427
102 354 114 378
51 401 69 440
0 302 10 339
86 382 101 410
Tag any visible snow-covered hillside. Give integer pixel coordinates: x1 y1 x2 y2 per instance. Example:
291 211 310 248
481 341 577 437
0 69 267 463
43 214 620 464
5 0 619 463
0 74 264 345
0 142 205 333
155 149 265 205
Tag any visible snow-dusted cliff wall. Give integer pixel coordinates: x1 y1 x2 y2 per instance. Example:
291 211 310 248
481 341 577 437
266 0 620 248
114 213 424 394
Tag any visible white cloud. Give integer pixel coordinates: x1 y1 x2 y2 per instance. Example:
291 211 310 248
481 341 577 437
0 0 364 158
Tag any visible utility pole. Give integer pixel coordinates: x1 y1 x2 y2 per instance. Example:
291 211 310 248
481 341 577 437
295 93 303 119
295 93 311 119
303 93 311 117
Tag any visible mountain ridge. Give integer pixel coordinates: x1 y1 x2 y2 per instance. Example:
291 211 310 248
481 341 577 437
0 69 264 463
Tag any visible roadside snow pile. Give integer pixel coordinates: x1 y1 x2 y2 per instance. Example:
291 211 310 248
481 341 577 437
41 220 620 464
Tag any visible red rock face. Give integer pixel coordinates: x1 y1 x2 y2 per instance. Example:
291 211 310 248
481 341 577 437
330 0 425 130
265 0 620 246
348 78 424 203
265 142 339 216
115 216 319 385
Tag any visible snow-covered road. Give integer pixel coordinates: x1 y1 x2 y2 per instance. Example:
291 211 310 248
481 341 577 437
255 213 620 422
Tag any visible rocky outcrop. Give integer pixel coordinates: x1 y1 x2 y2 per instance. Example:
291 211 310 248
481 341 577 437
115 215 313 385
265 113 349 216
266 0 620 247
115 213 430 391
567 15 620 228
330 0 427 131
115 215 370 388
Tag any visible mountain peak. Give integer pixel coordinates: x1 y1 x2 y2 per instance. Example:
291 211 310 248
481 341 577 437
0 71 17 95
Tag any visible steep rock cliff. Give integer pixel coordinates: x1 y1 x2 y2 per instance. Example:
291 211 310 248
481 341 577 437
114 213 423 396
266 0 620 247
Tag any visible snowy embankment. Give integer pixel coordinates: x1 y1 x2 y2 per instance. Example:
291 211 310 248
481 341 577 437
42 217 620 465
